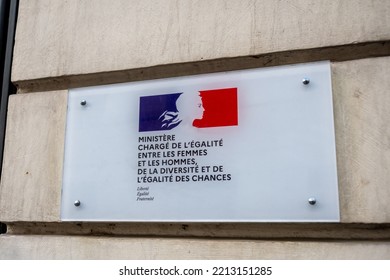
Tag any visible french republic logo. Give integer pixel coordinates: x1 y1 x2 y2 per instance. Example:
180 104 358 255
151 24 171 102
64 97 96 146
139 87 238 132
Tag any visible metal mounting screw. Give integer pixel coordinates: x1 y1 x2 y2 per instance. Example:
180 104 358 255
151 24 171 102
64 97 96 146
308 197 316 205
80 100 87 106
302 78 310 85
74 200 81 207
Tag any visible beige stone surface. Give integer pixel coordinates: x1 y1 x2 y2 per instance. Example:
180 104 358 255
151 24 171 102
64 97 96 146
0 235 389 259
1 58 390 224
0 91 67 222
332 57 390 223
12 0 390 82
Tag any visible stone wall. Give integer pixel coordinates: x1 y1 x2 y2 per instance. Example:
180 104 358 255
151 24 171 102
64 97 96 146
1 0 389 259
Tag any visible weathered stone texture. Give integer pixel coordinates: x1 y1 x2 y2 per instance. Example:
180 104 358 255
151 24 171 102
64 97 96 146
12 0 390 81
1 58 389 224
1 235 390 259
332 57 390 223
0 91 67 221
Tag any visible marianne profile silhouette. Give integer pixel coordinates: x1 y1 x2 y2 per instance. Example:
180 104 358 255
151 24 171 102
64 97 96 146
175 91 204 128
138 87 238 132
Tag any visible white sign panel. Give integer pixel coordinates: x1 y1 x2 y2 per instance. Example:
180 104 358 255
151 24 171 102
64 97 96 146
61 61 339 222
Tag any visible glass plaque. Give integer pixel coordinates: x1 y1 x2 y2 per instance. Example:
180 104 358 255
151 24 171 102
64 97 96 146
61 61 339 222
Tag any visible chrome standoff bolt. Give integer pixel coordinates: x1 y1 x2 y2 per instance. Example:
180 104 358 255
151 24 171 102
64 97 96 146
74 200 81 207
80 100 87 106
308 197 316 205
302 78 310 85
